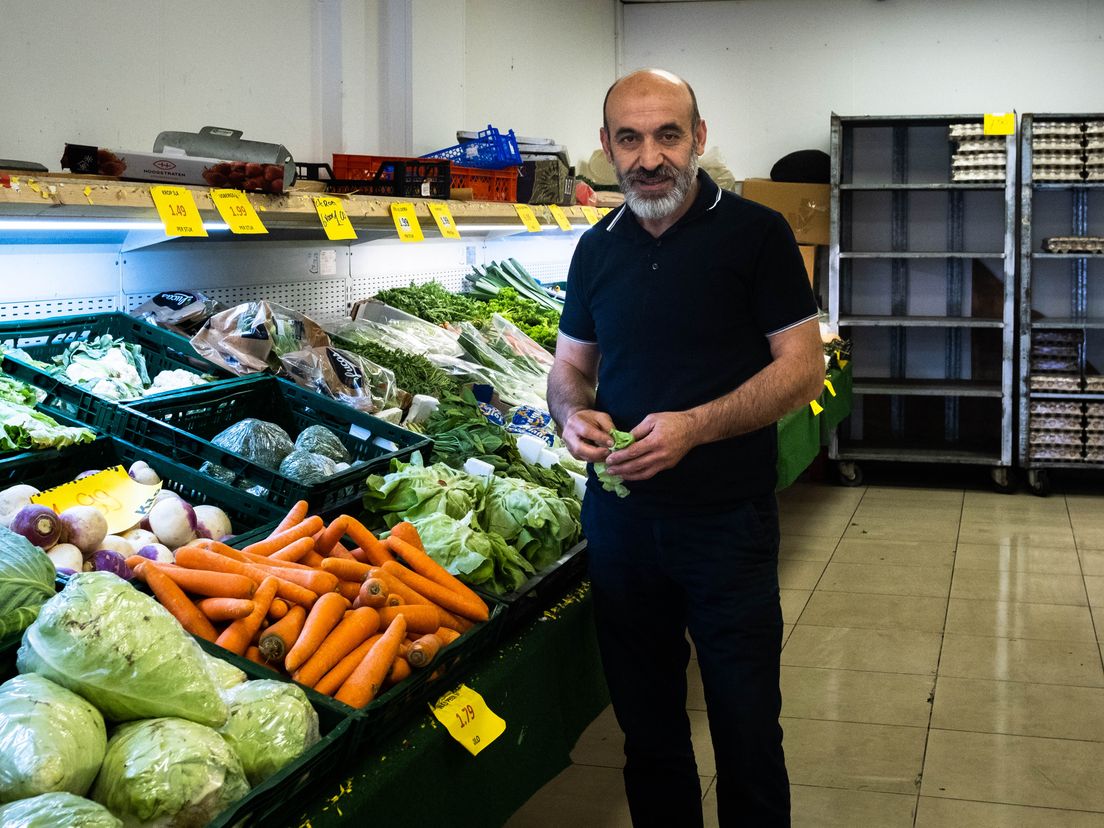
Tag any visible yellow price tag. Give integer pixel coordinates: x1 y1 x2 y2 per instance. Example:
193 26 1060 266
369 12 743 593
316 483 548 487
431 684 505 756
983 112 1015 136
548 204 572 231
514 203 543 232
824 378 836 397
581 206 600 225
427 201 461 239
391 202 425 242
150 186 207 237
83 185 93 205
313 196 357 240
210 189 268 234
31 466 162 535
809 399 824 416
599 207 612 216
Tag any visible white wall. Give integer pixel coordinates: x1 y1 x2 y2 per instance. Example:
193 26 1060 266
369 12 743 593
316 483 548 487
622 0 1104 180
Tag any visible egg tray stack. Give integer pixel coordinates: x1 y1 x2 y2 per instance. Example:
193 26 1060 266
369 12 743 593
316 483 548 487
1028 330 1085 462
1033 120 1104 182
1086 402 1104 463
948 123 1007 183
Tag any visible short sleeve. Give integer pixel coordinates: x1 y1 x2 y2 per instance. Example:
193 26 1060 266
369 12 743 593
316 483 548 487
751 214 820 336
558 238 598 344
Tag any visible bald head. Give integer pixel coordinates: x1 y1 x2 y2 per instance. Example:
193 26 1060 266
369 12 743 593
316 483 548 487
602 69 701 135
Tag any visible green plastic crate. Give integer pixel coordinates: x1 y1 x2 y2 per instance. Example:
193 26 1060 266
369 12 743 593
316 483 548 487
114 374 432 511
0 312 235 427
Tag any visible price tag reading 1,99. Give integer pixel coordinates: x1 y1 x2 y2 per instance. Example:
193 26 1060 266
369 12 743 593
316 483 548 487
427 201 461 239
210 189 268 234
313 196 357 240
31 466 162 535
150 186 207 237
430 684 505 756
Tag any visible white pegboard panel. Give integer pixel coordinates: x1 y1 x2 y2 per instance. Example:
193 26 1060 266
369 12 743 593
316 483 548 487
0 246 122 317
0 295 118 321
125 279 347 320
520 261 570 284
349 239 475 302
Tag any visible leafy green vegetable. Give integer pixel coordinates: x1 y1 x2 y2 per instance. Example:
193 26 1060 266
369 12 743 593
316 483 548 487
0 526 55 638
0 374 39 407
218 680 320 786
0 793 121 828
295 424 351 463
482 476 581 571
334 336 458 400
407 511 534 594
210 418 295 471
17 572 229 727
203 651 247 691
91 718 249 827
279 450 337 485
0 400 95 454
594 429 635 498
363 458 487 528
374 281 490 326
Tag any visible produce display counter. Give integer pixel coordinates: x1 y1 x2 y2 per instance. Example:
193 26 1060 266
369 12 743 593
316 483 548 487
776 363 853 490
280 580 608 828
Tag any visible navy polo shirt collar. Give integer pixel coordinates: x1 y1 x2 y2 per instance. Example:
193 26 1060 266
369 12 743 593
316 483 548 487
605 169 722 240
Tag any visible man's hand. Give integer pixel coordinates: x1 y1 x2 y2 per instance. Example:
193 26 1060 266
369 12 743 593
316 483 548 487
603 411 698 482
562 409 617 463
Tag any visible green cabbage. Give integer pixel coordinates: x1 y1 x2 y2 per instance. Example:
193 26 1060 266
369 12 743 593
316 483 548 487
202 651 247 692
482 476 581 571
0 527 55 638
0 674 106 801
363 458 487 528
16 573 228 727
0 792 121 828
278 450 336 485
408 511 533 595
91 717 249 827
218 680 320 785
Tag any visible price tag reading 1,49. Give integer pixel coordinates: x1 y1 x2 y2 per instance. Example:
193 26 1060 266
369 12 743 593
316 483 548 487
313 196 357 240
150 186 207 237
391 202 425 242
210 189 268 234
430 684 505 756
30 466 162 535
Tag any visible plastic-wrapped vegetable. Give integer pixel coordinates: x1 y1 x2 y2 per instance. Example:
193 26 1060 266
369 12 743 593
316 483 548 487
16 573 228 727
210 418 295 471
279 346 402 413
0 674 107 801
91 718 249 827
218 680 320 785
202 651 247 691
278 450 336 485
294 424 351 464
0 792 121 828
190 300 330 375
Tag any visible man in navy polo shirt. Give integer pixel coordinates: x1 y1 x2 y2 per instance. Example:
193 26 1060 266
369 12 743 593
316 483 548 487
548 69 824 827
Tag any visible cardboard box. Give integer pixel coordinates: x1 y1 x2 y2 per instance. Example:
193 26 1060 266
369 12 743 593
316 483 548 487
798 245 816 288
516 157 575 205
741 179 829 245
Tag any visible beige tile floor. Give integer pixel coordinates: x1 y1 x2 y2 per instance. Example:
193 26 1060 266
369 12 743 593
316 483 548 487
506 477 1104 827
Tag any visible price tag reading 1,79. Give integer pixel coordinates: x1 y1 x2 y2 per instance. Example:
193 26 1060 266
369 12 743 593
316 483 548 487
391 202 425 242
210 189 268 234
427 201 461 239
150 186 207 237
313 196 357 240
430 684 505 756
31 466 162 535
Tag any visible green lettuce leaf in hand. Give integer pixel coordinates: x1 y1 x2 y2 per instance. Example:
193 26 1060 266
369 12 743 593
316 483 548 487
363 456 487 528
482 476 581 571
408 511 534 595
593 428 635 498
0 526 55 638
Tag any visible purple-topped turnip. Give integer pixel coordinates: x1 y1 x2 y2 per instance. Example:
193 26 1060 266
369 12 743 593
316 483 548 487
99 535 135 559
194 505 232 542
89 549 134 580
148 497 198 550
10 504 62 550
136 543 174 563
59 506 108 554
128 460 161 485
122 528 158 549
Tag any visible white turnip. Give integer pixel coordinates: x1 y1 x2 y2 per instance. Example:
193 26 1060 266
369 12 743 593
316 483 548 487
0 484 40 527
98 535 136 560
59 506 108 554
46 542 83 574
122 528 159 549
128 460 161 485
147 498 198 550
194 505 232 542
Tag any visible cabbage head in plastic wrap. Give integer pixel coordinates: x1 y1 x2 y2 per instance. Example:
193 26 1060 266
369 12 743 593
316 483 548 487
362 457 487 529
0 792 121 828
481 476 581 571
91 717 249 828
0 674 107 801
16 573 228 727
278 450 336 485
202 651 247 692
218 680 320 786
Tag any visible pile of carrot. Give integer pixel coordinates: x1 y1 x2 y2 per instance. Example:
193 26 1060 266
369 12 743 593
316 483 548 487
125 501 491 708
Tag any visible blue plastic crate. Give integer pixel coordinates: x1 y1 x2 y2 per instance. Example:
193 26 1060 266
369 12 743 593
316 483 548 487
421 124 522 170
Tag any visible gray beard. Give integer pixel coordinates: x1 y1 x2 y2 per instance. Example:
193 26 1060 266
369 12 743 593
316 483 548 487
619 153 700 221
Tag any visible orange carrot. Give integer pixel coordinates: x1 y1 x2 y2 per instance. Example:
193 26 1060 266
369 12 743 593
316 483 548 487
315 515 349 557
269 500 309 537
216 576 279 655
268 598 289 620
330 545 357 561
243 516 324 557
354 578 388 609
389 521 425 551
407 633 441 668
377 604 440 635
284 592 349 674
343 517 394 566
257 604 308 662
300 550 325 568
335 615 406 708
245 646 278 672
248 562 338 596
367 567 432 607
137 561 218 641
174 547 318 607
320 557 371 583
386 536 487 615
435 627 461 647
381 560 488 622
196 597 255 622
336 580 362 602
292 607 380 688
268 536 316 563
128 559 256 600
384 656 411 688
314 634 381 697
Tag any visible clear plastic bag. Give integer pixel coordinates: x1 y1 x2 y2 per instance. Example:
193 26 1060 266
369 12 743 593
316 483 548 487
217 680 320 786
190 301 330 375
209 419 295 471
131 290 224 336
278 346 402 413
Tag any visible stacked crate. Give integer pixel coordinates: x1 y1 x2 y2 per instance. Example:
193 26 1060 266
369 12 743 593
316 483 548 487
949 123 1006 183
1028 331 1083 462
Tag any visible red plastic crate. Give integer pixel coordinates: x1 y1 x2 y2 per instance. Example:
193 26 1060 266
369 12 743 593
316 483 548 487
450 164 519 202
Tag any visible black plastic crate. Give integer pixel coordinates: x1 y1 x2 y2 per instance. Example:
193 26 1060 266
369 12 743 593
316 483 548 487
0 312 235 427
2 430 287 543
299 156 452 198
113 374 432 511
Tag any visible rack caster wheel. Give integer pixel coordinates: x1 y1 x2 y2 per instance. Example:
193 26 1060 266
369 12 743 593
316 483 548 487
1028 470 1051 497
837 461 863 487
990 466 1015 494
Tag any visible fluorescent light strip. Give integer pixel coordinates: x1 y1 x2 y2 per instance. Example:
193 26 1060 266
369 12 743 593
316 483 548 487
0 220 230 232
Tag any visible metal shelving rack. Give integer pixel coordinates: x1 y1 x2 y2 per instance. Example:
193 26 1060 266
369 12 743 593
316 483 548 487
1017 113 1104 495
828 114 1017 487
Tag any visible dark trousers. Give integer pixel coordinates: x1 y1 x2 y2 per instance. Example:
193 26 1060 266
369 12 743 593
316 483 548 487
583 493 790 827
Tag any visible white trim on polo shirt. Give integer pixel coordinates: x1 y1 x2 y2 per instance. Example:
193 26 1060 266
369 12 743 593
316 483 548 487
766 312 819 337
